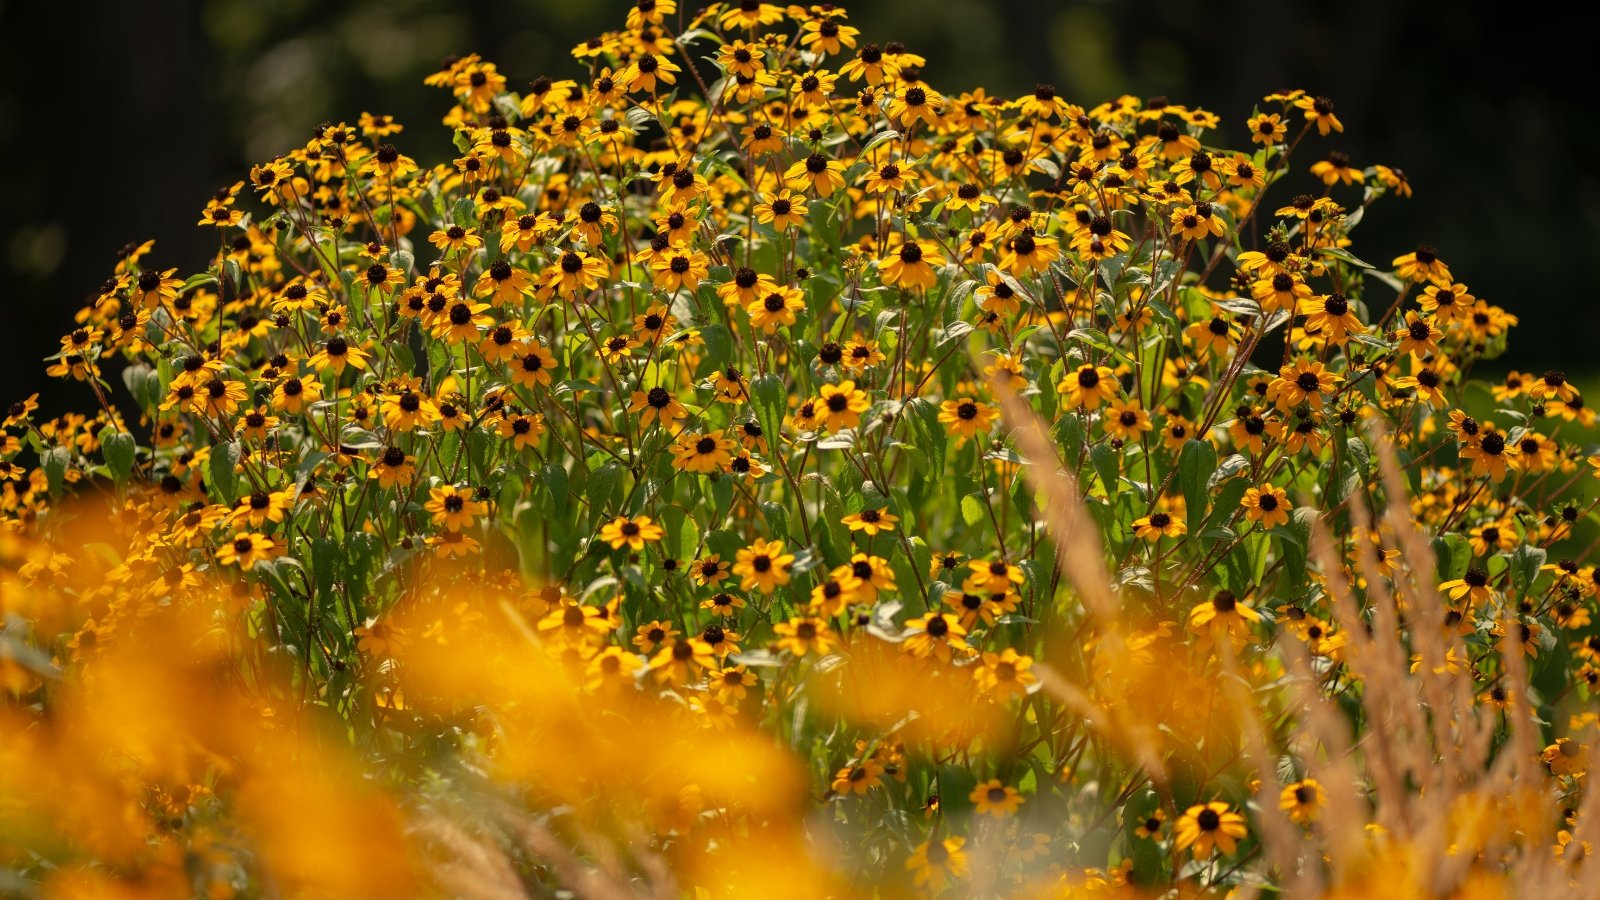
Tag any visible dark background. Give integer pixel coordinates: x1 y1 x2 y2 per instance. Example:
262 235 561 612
4 0 1595 414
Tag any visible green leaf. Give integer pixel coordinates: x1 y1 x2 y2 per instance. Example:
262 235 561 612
1204 478 1251 534
960 493 987 527
389 249 415 278
1055 412 1085 466
934 763 979 817
223 258 244 295
345 531 382 611
587 460 625 517
41 446 69 497
120 364 161 411
1509 543 1547 599
932 321 974 356
1208 453 1251 490
1215 298 1264 317
1067 327 1117 355
710 474 734 523
751 373 786 448
1322 246 1375 269
760 501 791 541
1178 439 1217 532
542 462 570 518
0 635 62 682
705 528 743 563
699 323 733 370
660 504 698 561
1091 443 1120 501
311 538 341 594
905 397 948 475
210 441 242 504
1432 534 1470 581
1280 506 1318 591
181 272 219 292
294 451 330 493
624 104 658 129
100 429 136 483
1344 437 1371 479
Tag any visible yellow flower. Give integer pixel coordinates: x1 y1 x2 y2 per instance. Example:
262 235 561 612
215 531 277 569
1268 359 1340 411
585 646 644 691
1102 398 1151 442
226 488 296 530
1293 94 1343 135
1241 484 1291 529
841 507 898 536
1057 363 1118 410
424 485 485 531
831 757 884 796
746 285 805 334
773 616 834 656
369 447 417 488
1279 778 1327 824
628 387 687 429
878 240 946 292
619 52 681 93
974 648 1036 699
815 380 870 432
938 397 999 442
1174 801 1248 858
631 620 679 654
734 539 795 593
650 248 710 293
1188 589 1262 644
672 432 735 474
808 572 863 617
902 612 969 663
495 412 546 450
1541 738 1589 777
599 515 664 551
1132 509 1186 542
380 390 441 432
307 337 370 374
969 780 1023 818
427 224 483 254
783 152 846 197
353 616 408 657
906 837 968 891
690 554 731 587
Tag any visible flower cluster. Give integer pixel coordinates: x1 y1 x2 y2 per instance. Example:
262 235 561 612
4 1 1599 896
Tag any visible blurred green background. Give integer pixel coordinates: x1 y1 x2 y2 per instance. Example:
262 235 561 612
3 0 1596 413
